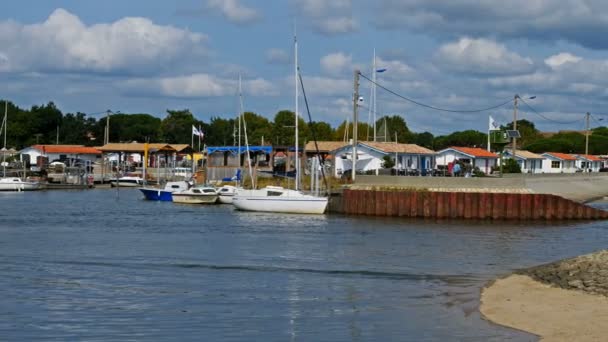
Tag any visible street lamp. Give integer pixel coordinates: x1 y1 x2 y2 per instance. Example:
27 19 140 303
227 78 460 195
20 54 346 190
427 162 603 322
512 94 536 158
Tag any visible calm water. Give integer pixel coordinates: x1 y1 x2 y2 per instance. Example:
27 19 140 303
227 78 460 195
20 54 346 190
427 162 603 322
1 189 607 341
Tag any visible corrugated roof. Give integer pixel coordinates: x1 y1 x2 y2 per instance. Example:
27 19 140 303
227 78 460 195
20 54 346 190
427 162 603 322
542 152 577 161
512 149 544 159
304 141 349 153
362 141 435 154
576 154 602 162
97 143 177 153
446 146 498 158
33 145 101 154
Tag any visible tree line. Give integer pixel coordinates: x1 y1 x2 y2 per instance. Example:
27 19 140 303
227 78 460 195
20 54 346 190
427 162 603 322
2 100 607 155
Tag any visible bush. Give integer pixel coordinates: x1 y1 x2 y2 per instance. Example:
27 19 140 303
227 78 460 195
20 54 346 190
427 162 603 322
382 155 395 169
502 158 522 173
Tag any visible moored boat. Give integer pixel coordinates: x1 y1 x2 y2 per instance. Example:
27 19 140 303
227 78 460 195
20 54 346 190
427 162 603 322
217 185 240 204
110 176 144 187
232 186 328 214
0 177 42 191
173 186 218 204
139 181 189 201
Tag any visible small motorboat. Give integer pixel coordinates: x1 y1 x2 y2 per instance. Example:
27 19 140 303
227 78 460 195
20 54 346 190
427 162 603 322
139 181 190 201
0 177 42 191
109 176 144 187
217 185 240 204
172 186 218 204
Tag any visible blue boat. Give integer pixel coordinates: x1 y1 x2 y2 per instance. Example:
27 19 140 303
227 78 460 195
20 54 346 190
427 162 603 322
139 181 190 201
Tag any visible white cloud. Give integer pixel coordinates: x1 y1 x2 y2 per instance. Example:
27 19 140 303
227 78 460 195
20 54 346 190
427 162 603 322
372 0 608 49
266 48 290 65
545 52 582 69
206 0 259 24
300 76 351 96
320 52 352 75
294 0 356 35
435 38 534 75
0 8 207 74
120 74 278 98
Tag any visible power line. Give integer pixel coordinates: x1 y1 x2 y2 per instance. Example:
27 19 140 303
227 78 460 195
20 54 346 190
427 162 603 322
358 72 513 113
517 97 584 125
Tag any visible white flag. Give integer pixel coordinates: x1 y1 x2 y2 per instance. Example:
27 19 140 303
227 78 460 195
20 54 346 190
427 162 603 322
489 116 500 131
192 125 202 137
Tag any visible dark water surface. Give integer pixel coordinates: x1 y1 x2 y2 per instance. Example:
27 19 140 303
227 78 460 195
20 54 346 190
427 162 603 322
1 189 607 341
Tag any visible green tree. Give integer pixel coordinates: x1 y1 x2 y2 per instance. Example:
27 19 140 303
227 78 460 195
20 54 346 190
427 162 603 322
334 120 371 141
433 130 487 150
375 115 413 142
206 116 236 146
159 109 202 144
60 112 98 145
109 113 161 143
242 111 272 145
503 119 541 147
308 121 334 141
412 131 434 149
271 110 309 146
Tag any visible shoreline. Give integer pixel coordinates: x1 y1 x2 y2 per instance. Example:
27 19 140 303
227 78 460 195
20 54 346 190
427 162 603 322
480 250 608 341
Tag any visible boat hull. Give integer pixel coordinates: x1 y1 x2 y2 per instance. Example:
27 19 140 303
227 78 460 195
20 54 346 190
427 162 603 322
218 194 234 204
0 179 42 191
232 189 328 214
139 188 173 201
172 194 218 204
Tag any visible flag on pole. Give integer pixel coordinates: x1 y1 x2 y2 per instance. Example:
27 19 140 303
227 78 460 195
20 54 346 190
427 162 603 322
376 68 387 73
192 125 203 137
489 116 500 131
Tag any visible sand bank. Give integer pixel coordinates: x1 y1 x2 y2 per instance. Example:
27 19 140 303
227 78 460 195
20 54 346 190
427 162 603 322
480 250 608 341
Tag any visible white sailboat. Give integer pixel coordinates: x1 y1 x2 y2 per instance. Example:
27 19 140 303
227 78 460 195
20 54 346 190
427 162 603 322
218 75 250 204
0 101 41 191
232 34 329 214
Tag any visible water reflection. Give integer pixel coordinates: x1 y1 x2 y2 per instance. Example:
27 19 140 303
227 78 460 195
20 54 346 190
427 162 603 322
0 189 605 341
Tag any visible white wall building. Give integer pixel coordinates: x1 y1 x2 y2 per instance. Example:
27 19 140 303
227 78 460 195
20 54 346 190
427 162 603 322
305 141 435 178
502 150 544 174
540 152 577 173
574 154 602 172
19 144 102 167
436 147 498 175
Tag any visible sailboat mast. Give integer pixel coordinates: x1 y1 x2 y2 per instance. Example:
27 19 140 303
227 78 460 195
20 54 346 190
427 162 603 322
294 31 300 191
238 74 242 186
3 101 6 177
373 48 377 142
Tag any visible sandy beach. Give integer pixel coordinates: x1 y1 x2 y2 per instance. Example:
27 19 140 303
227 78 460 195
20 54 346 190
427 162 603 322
480 251 608 341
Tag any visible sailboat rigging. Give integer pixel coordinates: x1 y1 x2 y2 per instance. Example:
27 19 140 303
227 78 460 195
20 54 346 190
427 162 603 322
231 33 329 214
0 100 41 191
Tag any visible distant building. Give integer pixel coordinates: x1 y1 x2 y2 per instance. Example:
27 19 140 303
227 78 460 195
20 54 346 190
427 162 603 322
436 147 498 175
540 152 577 173
502 149 544 174
304 141 435 177
19 144 102 167
574 154 603 172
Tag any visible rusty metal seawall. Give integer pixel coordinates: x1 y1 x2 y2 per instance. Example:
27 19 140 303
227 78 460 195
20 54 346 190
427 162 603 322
337 189 608 220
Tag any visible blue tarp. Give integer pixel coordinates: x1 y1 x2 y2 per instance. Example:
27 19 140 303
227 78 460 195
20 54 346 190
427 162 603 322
207 146 272 154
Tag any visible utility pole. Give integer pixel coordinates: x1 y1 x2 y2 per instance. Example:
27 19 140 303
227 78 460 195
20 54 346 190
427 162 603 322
352 70 360 182
105 109 111 145
512 94 518 158
585 112 591 171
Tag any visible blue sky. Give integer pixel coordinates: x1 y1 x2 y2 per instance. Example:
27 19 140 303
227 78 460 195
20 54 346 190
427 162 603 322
1 0 608 135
